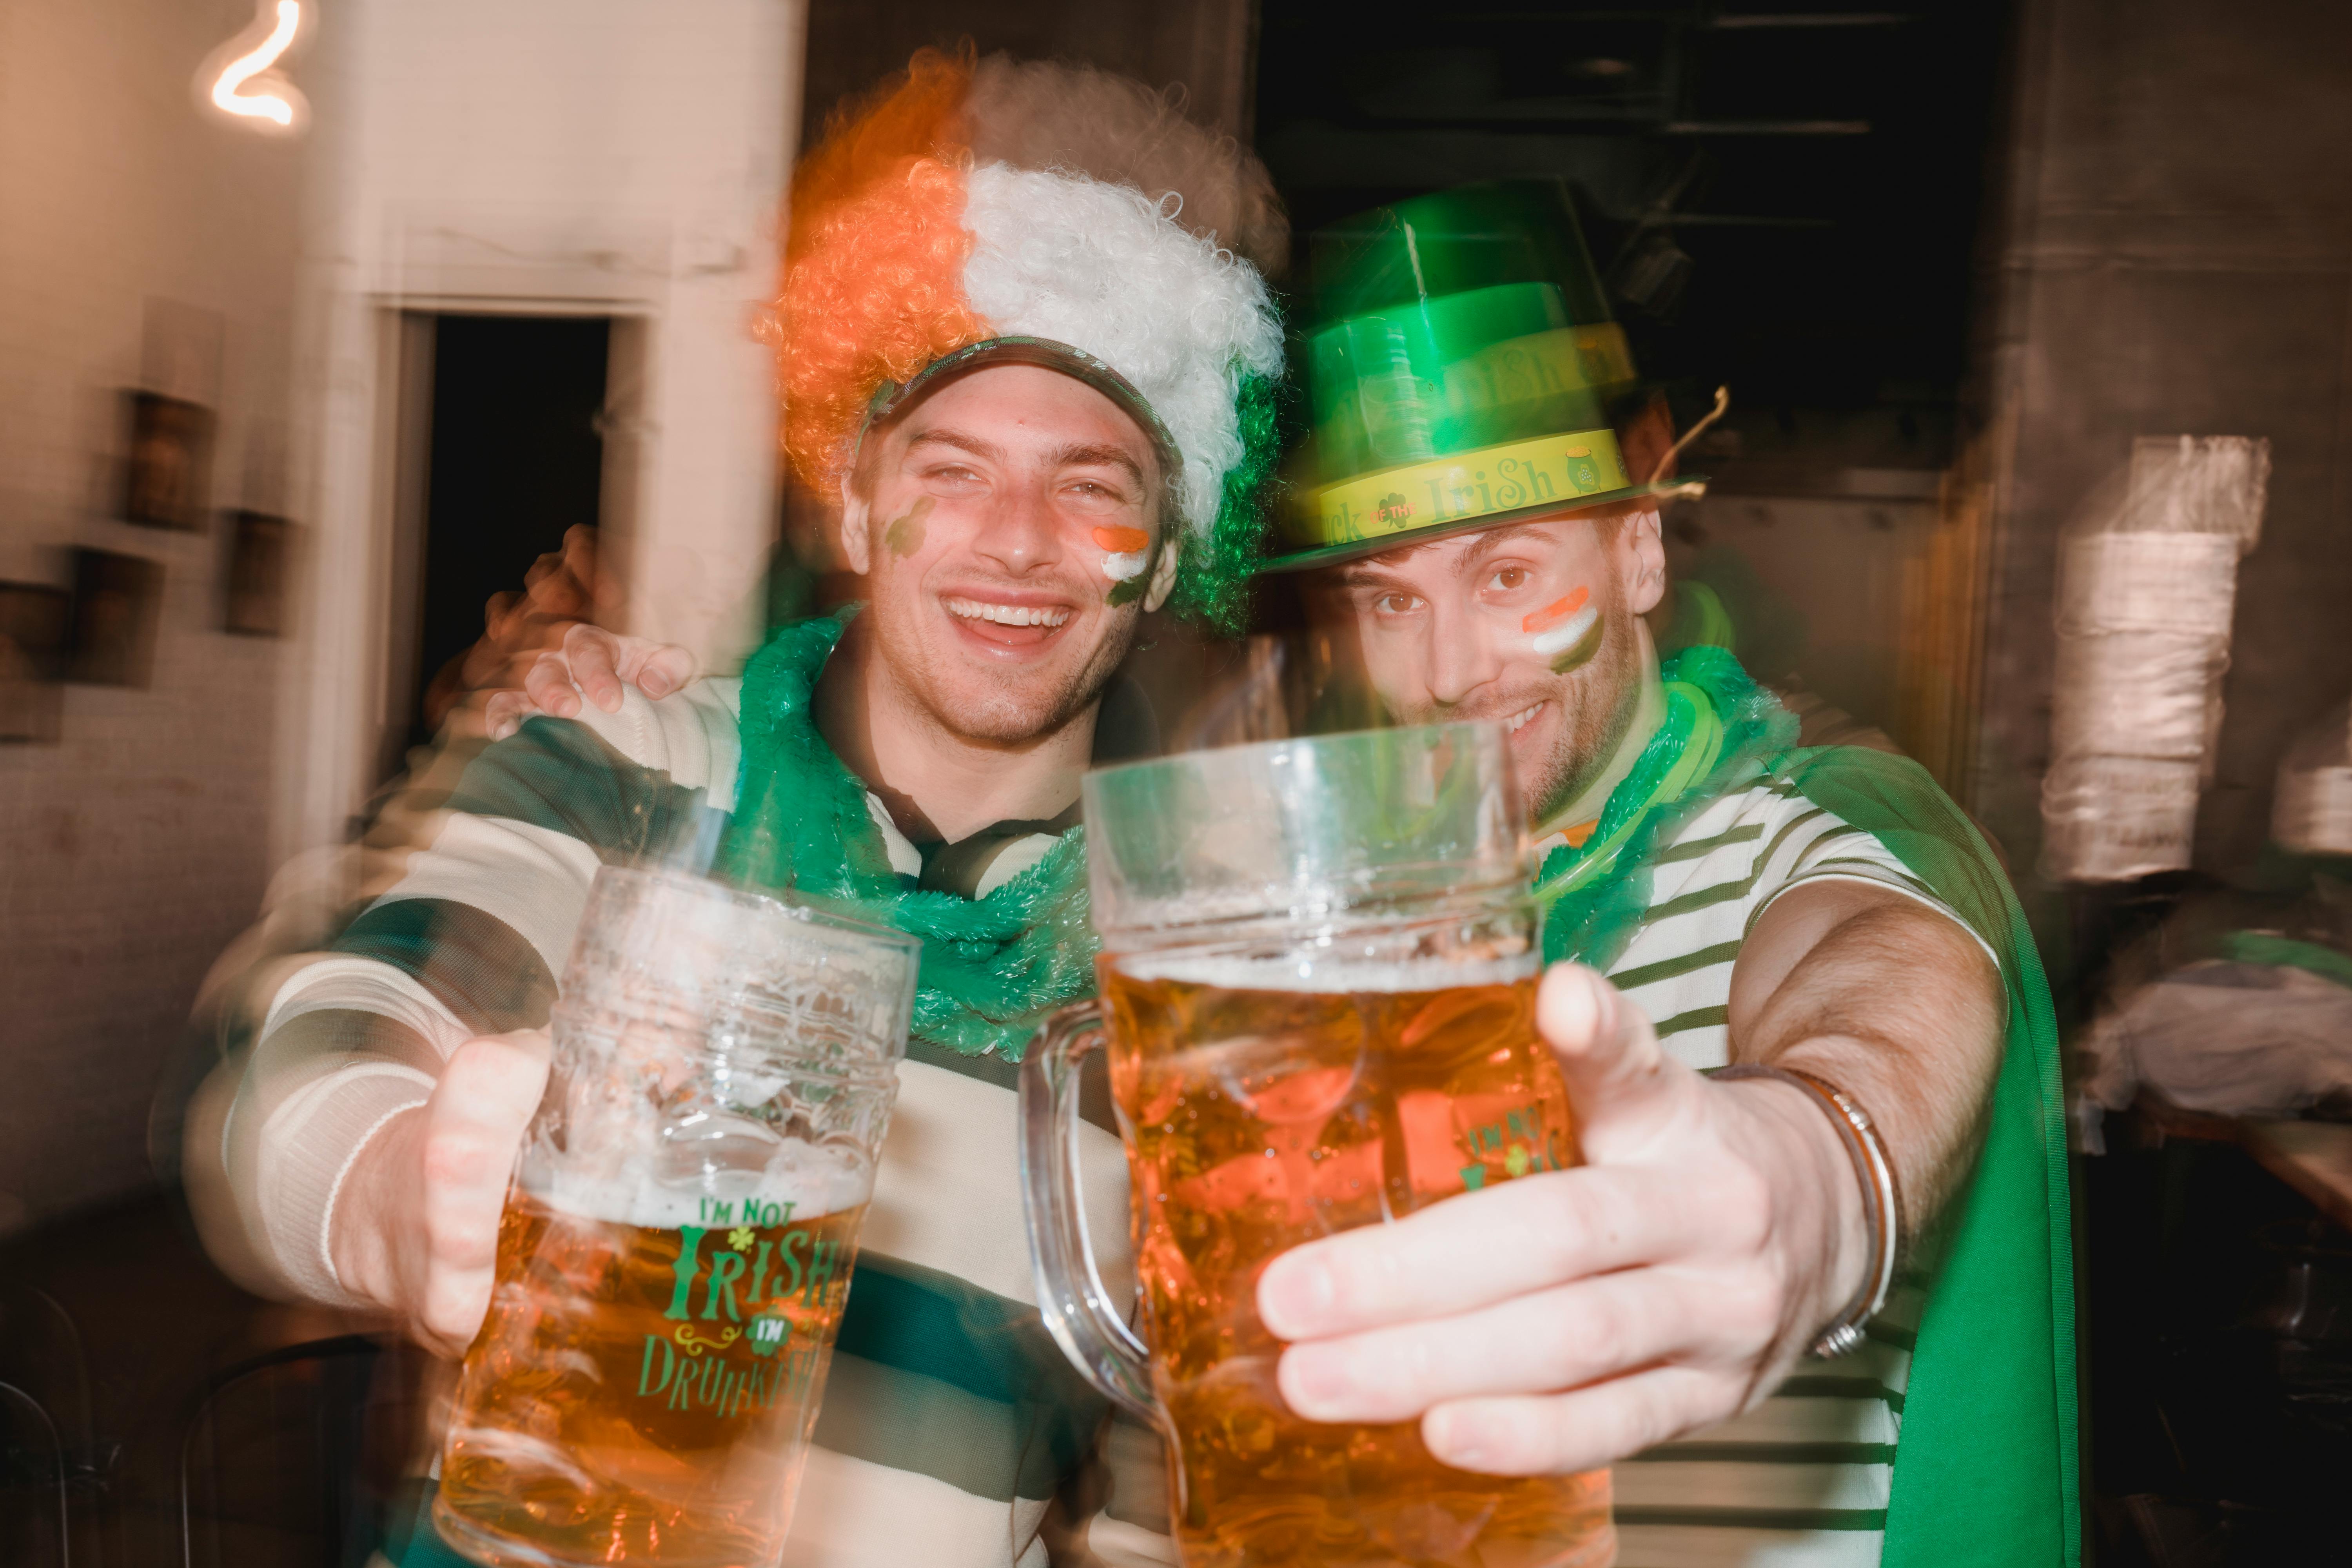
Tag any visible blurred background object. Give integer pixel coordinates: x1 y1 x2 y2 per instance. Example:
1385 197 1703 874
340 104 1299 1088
2041 436 2270 884
221 511 296 639
3 0 2352 1563
2272 700 2352 859
0 581 72 745
120 392 218 533
65 549 166 690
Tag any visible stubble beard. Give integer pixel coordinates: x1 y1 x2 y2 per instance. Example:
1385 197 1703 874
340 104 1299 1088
1521 600 1644 826
871 591 1138 748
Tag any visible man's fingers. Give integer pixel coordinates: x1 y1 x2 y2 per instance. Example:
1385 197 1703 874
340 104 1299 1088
1258 1164 1705 1340
521 650 584 719
1537 963 1686 1158
561 622 626 713
483 690 533 741
414 1160 502 1356
1421 1366 1735 1477
618 641 696 701
412 1033 548 1352
1275 1269 1707 1425
421 1033 548 1236
560 524 599 588
416 1271 495 1359
482 588 523 642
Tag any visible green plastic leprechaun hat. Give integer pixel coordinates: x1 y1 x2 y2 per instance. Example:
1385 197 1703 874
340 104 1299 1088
1262 180 1690 572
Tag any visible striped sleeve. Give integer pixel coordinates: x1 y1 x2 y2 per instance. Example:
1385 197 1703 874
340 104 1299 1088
220 682 740 1305
1608 781 1993 1062
1742 795 1998 973
1745 800 1935 926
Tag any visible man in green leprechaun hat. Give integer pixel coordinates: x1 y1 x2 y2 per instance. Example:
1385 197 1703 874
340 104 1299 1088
1244 181 2077 1568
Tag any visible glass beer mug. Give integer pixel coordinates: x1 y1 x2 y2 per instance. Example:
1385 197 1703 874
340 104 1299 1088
1022 724 1615 1568
435 866 919 1568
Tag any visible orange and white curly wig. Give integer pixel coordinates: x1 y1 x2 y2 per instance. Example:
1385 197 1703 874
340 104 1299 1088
764 50 1286 552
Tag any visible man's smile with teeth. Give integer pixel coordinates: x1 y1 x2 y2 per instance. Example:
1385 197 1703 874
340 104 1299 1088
945 597 1071 628
1506 703 1545 733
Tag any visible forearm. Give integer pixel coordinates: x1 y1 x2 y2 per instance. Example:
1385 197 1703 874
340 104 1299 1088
218 984 452 1304
1730 888 2005 1250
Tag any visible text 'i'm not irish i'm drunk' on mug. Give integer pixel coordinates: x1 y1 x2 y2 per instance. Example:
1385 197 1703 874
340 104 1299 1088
436 867 918 1568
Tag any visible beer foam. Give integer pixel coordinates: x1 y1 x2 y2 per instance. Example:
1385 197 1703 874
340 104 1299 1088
1122 950 1539 994
523 1140 874 1230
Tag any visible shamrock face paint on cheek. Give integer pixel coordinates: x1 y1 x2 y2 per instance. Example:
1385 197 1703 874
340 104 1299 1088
881 495 935 556
1091 525 1151 584
1523 587 1603 672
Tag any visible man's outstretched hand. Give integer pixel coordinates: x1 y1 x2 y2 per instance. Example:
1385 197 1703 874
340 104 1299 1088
484 622 698 739
328 1030 552 1359
1255 963 1868 1476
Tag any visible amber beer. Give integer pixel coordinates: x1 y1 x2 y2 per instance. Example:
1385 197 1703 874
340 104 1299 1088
1102 955 1614 1568
434 1178 869 1568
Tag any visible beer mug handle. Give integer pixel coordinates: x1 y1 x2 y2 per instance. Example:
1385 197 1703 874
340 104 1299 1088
1020 999 1160 1424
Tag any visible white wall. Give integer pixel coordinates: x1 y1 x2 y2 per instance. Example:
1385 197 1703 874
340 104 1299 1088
0 0 303 1227
280 0 804 859
0 0 806 1229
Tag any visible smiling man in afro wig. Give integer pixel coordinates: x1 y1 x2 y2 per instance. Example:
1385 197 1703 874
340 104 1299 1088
179 48 1285 1568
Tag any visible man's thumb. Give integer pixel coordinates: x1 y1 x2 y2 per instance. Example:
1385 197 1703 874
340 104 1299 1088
1536 963 1676 1139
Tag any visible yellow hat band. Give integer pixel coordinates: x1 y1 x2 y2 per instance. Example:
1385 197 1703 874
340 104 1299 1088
1288 427 1635 550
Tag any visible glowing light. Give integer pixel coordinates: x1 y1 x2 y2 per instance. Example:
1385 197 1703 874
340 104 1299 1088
209 2 303 128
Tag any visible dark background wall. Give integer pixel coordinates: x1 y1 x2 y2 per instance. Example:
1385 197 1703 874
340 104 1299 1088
799 0 1258 142
1254 3 2009 436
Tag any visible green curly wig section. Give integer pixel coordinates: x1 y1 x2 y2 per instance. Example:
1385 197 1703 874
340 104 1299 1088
1164 370 1280 636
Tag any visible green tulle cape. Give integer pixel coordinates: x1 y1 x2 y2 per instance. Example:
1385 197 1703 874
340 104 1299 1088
1533 648 2078 1566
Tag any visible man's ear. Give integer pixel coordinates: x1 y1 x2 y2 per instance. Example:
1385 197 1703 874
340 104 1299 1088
1622 508 1667 616
1142 528 1183 613
838 475 873 577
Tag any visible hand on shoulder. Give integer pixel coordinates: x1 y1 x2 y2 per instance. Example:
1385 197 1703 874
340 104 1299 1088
486 623 698 740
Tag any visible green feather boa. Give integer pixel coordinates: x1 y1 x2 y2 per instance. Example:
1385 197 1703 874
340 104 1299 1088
1536 645 1798 969
718 612 1099 1062
719 626 1788 1059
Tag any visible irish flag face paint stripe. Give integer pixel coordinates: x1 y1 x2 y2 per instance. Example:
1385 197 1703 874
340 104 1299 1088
1093 524 1151 583
1531 607 1599 658
1523 588 1589 635
1524 588 1596 657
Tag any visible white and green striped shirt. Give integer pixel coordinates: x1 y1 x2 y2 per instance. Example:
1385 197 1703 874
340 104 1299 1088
218 676 1987 1568
220 681 1133 1568
1554 770 1993 1568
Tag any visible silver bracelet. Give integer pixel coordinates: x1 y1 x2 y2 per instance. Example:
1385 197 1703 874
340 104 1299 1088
1706 1063 1901 1360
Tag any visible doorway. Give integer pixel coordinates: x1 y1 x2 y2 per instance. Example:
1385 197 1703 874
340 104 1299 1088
401 313 612 749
